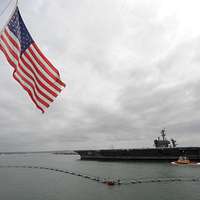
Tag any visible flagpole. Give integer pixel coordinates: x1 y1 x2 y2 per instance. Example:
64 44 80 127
0 0 18 35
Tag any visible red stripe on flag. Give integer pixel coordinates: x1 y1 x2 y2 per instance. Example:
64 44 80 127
24 51 62 92
21 56 58 97
0 34 18 61
32 43 66 87
0 42 48 113
32 44 66 88
15 70 50 107
15 70 49 107
29 46 65 87
0 43 16 69
5 29 20 51
1 36 56 102
13 72 45 113
18 62 54 102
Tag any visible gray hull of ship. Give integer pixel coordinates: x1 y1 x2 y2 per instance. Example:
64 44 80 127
75 147 200 161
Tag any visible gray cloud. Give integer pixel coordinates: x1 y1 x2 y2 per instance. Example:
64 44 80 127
0 0 200 151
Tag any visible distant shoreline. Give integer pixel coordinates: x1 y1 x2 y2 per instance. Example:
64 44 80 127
0 151 77 155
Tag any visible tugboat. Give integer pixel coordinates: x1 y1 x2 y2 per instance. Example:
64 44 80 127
171 155 200 165
75 129 200 161
171 156 192 165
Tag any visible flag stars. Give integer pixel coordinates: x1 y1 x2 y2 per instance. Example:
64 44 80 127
8 8 33 55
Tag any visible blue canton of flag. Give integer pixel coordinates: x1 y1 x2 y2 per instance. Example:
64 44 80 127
8 7 34 54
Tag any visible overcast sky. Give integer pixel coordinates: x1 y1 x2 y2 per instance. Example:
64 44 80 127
0 0 200 151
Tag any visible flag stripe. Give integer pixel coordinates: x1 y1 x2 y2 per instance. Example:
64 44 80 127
22 52 60 95
0 38 52 106
29 46 63 89
15 70 50 107
31 44 65 87
0 34 18 61
32 43 64 80
6 27 21 50
18 62 53 103
0 40 46 112
19 61 54 102
0 43 16 69
2 30 19 57
24 50 62 92
1 32 56 101
5 27 20 51
13 73 45 113
21 56 58 97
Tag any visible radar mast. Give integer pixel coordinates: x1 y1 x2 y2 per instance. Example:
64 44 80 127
154 129 173 148
161 128 166 141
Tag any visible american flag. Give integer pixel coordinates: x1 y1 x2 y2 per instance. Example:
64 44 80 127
0 6 66 113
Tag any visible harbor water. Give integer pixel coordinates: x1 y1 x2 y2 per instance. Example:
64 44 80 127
0 153 200 200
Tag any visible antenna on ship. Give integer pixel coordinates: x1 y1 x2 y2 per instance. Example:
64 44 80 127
161 128 166 141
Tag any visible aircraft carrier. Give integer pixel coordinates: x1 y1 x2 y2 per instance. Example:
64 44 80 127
75 129 200 161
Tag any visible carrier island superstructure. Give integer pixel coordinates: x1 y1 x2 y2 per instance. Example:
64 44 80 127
75 129 200 161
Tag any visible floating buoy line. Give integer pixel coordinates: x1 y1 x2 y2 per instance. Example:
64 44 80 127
0 165 200 186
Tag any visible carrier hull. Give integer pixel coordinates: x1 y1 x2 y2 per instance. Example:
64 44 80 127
75 147 200 161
